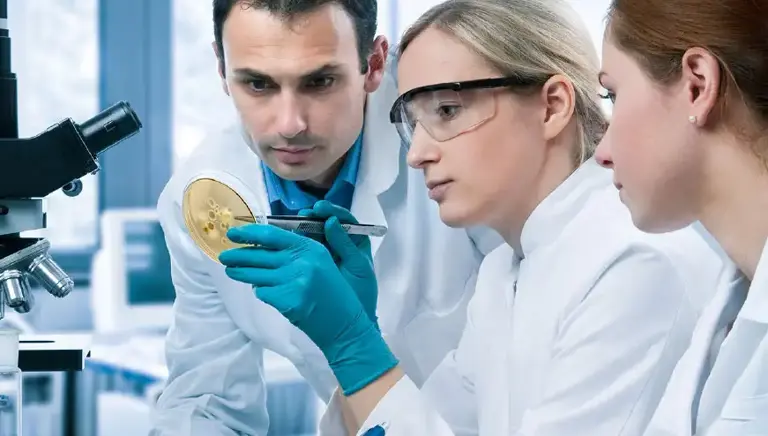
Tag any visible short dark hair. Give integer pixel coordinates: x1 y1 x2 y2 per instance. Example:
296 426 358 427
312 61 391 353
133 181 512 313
213 0 378 74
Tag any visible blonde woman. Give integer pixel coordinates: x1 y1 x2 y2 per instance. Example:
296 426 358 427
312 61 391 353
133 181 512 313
218 0 723 434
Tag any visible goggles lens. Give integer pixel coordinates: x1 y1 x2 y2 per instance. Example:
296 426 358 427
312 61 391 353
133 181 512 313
393 88 496 148
390 76 548 149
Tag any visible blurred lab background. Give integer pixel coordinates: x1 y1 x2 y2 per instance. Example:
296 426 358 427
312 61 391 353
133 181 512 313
5 0 611 435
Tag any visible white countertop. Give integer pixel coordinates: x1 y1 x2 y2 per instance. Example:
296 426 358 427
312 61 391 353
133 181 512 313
19 333 92 351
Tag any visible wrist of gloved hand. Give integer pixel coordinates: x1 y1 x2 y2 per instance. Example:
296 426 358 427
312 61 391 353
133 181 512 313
321 310 399 396
299 202 380 329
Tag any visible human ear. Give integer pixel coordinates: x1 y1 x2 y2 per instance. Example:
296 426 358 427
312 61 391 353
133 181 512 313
680 47 722 126
540 74 576 141
364 35 389 93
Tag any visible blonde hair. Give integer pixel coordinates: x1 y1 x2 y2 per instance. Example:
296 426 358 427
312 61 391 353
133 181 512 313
398 0 606 164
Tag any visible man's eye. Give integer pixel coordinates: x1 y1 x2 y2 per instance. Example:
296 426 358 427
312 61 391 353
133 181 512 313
247 79 272 92
307 76 335 89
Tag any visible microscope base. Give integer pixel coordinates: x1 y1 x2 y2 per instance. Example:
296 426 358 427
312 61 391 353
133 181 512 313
19 334 90 372
17 334 91 436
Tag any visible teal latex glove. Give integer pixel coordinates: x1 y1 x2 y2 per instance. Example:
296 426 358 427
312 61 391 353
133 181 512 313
219 224 398 395
298 200 379 328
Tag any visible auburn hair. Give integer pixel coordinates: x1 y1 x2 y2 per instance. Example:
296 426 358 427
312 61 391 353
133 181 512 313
607 0 768 153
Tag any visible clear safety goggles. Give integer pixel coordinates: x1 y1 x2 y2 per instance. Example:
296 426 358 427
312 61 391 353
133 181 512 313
389 76 548 148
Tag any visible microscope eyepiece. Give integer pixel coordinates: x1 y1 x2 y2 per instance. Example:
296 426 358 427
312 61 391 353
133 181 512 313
78 101 142 156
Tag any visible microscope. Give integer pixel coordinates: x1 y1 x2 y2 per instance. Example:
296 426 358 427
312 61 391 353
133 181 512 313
0 0 142 320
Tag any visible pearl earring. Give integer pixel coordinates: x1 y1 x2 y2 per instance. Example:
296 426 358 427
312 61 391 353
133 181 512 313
688 115 697 124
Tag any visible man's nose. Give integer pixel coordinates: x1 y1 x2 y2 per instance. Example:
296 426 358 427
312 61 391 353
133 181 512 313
276 94 308 138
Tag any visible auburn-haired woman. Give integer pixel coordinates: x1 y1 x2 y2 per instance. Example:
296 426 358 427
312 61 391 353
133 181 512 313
595 0 768 434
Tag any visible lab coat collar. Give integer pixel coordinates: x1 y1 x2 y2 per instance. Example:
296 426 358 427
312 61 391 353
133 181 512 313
348 62 402 257
518 158 611 257
737 238 768 323
355 68 402 197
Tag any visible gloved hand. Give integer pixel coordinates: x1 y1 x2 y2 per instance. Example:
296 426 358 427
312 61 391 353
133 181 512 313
298 200 379 328
218 224 398 395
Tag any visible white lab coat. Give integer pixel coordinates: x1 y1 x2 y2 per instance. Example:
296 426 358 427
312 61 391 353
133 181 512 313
353 160 724 436
150 63 501 435
643 237 768 436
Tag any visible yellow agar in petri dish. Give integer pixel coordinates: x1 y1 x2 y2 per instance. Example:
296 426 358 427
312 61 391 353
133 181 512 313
182 178 259 263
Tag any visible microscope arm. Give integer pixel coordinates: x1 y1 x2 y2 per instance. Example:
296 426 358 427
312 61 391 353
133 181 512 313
0 102 141 199
0 100 142 317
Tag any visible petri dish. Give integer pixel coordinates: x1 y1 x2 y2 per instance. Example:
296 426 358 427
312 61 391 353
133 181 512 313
182 177 263 263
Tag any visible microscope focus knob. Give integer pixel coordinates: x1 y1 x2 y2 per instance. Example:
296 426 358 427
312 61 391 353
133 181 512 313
62 180 83 197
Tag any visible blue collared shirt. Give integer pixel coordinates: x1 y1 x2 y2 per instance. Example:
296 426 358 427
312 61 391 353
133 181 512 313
261 131 364 215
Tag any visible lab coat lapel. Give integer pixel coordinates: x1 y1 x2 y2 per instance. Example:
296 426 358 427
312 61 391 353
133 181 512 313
478 251 519 434
694 274 750 432
695 239 768 432
662 264 740 435
350 70 401 257
350 186 387 257
501 257 521 433
737 238 768 323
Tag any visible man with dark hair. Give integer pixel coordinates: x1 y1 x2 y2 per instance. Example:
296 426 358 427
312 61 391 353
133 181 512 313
151 1 500 434
211 0 379 190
